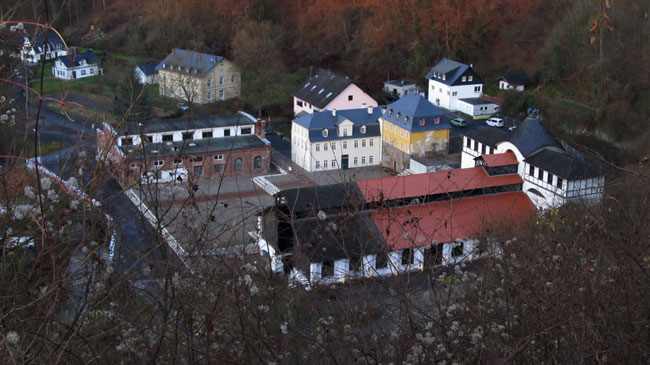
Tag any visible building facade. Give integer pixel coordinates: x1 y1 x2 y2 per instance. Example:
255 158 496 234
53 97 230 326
135 63 158 85
52 51 101 80
380 93 451 172
291 107 383 171
255 166 534 286
292 68 378 116
97 111 270 186
156 49 240 105
383 79 420 98
426 58 483 111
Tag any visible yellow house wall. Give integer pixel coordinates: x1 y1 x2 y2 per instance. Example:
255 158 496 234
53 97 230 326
158 59 241 104
381 118 449 154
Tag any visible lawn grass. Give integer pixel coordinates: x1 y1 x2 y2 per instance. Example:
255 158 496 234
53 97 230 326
30 75 102 97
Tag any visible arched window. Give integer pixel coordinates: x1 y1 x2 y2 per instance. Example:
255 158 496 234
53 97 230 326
254 156 262 169
235 158 243 171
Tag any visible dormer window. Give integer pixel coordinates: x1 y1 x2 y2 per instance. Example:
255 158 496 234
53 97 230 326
388 109 393 117
442 74 446 80
322 129 328 137
360 125 366 134
404 116 409 124
419 119 425 126
435 117 440 125
396 112 401 120
343 128 348 136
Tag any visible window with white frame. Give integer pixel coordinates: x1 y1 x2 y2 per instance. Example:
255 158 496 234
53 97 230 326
369 156 374 164
323 129 328 137
360 125 366 134
219 89 224 100
369 139 374 147
214 154 223 160
474 86 481 92
324 143 328 151
323 160 328 168
361 156 366 164
343 141 347 149
462 76 466 82
315 161 320 169
468 76 473 82
153 160 164 168
219 76 224 85
362 140 366 147
354 140 358 148
207 91 213 100
452 91 457 96
208 79 214 87
353 157 358 165
316 144 320 151
331 142 336 150
331 159 336 167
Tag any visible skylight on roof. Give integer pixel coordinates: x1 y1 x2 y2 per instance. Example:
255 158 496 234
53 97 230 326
304 82 310 88
311 85 317 91
318 88 325 94
326 92 332 98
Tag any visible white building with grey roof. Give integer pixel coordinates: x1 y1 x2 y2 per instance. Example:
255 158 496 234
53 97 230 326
291 107 383 172
461 116 605 209
292 68 378 117
426 58 484 111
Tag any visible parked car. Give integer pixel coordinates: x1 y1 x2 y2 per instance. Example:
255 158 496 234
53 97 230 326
177 103 189 111
450 117 467 127
486 117 504 127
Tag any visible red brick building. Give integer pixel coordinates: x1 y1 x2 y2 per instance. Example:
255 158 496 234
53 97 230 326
97 112 271 187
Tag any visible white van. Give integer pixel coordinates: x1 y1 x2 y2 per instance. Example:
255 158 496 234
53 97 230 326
486 117 504 127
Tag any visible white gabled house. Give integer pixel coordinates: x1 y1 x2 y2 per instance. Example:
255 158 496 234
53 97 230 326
135 63 158 85
426 58 483 111
461 116 605 209
20 32 67 64
52 51 102 80
292 68 378 117
291 107 383 171
499 74 528 91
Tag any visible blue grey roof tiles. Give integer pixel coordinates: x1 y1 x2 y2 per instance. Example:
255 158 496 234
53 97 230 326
381 93 450 132
56 50 99 68
425 58 482 86
155 49 225 78
508 117 563 157
293 107 383 143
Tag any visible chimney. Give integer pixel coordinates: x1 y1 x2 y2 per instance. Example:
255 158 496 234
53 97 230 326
367 106 373 114
172 48 176 54
255 118 266 139
470 64 473 68
332 109 336 116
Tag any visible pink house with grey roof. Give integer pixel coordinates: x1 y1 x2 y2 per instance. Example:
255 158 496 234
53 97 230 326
292 68 378 117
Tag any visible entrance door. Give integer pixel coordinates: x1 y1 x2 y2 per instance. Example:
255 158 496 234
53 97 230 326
341 155 349 169
73 71 77 79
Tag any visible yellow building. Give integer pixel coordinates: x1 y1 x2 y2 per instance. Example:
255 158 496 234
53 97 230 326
380 93 450 172
156 49 240 105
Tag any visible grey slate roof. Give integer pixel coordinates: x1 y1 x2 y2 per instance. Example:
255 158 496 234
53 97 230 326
382 93 450 132
293 211 386 262
524 149 602 180
281 182 366 214
136 62 157 76
425 58 482 86
32 32 64 49
508 117 563 157
462 127 511 148
293 68 356 109
384 79 416 87
502 74 528 86
155 49 225 78
56 51 99 68
122 113 255 136
293 107 383 143
121 134 267 159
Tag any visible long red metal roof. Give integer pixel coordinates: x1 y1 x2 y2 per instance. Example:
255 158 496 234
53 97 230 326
371 191 536 250
480 151 519 167
356 166 522 202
